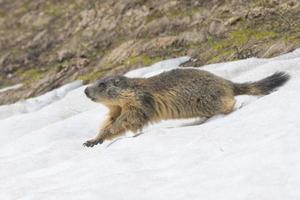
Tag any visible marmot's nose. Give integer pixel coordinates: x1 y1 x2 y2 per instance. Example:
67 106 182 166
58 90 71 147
84 88 89 97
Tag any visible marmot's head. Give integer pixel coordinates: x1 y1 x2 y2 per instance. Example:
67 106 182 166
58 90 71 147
84 75 132 105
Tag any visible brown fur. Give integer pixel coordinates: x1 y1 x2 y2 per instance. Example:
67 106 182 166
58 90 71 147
83 69 289 147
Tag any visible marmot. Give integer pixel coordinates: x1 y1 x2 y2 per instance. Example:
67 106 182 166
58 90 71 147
83 68 289 147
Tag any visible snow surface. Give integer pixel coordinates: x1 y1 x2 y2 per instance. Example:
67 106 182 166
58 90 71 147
0 80 82 120
0 84 23 93
1 52 300 200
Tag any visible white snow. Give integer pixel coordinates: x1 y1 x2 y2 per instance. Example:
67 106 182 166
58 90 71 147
0 83 23 93
0 80 82 120
1 51 300 200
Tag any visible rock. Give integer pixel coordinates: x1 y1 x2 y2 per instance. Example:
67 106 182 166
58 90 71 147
208 20 226 36
287 1 296 7
180 30 207 43
58 50 74 62
179 58 203 68
78 9 97 29
0 53 9 68
270 0 280 6
0 0 300 105
225 16 242 26
142 16 170 36
76 58 89 69
247 7 264 19
263 41 295 58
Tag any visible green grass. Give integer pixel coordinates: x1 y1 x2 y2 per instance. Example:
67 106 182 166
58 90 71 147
124 54 164 66
78 70 107 83
145 7 203 23
0 10 6 18
209 29 278 52
208 49 235 63
44 4 66 17
16 68 44 85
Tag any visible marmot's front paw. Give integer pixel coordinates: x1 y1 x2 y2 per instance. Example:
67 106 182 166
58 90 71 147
83 138 103 147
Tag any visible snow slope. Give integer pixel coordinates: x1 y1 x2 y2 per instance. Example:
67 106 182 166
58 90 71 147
0 80 83 120
0 84 23 93
1 53 300 200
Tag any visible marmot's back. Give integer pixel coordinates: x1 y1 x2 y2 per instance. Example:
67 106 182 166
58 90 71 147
146 68 229 91
142 69 234 120
138 69 289 121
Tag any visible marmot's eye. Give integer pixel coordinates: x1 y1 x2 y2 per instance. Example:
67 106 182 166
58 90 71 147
98 82 105 88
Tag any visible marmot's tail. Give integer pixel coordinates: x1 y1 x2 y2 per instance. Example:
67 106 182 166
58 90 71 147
233 72 290 96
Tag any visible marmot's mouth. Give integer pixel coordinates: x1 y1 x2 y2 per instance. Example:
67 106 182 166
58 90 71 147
86 95 96 101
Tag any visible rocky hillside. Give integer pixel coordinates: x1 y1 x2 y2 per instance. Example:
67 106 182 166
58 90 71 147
0 0 299 105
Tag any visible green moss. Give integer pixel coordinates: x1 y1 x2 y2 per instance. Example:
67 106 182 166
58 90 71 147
207 36 229 52
13 0 33 17
0 75 13 87
208 49 235 64
146 7 202 23
124 55 163 66
204 29 278 63
0 10 6 18
78 70 106 83
43 0 80 17
209 29 278 52
17 68 44 85
135 0 148 6
44 4 66 17
253 0 275 8
10 48 23 57
145 10 164 23
51 59 71 70
231 29 277 44
284 34 300 45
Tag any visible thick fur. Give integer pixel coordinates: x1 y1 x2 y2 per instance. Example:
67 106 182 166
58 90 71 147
83 69 289 147
233 72 290 95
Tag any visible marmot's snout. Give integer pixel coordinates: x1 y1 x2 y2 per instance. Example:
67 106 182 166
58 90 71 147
84 87 89 96
84 87 91 97
84 87 96 101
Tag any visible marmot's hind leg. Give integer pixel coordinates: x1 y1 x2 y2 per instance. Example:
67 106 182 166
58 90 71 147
220 96 236 114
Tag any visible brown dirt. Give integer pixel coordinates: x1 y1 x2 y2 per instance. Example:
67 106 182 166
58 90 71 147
0 0 300 104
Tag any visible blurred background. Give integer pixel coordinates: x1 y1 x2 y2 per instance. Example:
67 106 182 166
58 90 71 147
0 0 299 105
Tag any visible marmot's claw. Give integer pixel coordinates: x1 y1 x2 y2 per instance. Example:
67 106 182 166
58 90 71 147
83 141 95 147
83 139 103 147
